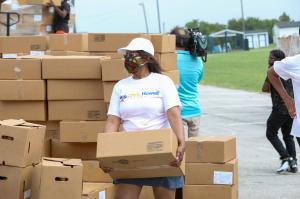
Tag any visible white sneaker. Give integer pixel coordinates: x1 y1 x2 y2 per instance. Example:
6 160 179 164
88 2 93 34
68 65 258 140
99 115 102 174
276 160 290 174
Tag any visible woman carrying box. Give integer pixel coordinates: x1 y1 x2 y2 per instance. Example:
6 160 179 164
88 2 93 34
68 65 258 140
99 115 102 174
101 37 185 199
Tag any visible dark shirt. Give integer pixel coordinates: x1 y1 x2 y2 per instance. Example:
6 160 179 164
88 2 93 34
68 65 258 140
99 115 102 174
53 0 70 33
267 77 294 115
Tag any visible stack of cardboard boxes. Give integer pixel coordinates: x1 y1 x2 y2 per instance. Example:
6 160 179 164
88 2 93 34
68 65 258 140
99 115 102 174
183 136 238 199
0 35 47 122
0 0 76 35
0 119 45 199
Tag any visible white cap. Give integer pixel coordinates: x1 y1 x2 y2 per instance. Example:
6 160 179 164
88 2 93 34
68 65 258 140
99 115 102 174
117 38 155 56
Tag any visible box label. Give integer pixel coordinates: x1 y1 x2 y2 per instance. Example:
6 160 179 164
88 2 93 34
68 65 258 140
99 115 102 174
30 44 42 51
88 111 101 119
46 25 52 32
213 171 233 185
94 35 105 42
24 189 31 199
34 15 42 22
49 7 55 13
99 190 106 199
11 3 19 11
2 54 17 59
30 51 45 56
147 141 163 152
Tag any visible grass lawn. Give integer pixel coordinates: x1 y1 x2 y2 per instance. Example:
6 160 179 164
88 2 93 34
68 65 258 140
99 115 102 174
202 46 275 92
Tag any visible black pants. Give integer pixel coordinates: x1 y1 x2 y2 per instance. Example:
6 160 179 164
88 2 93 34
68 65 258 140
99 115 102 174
266 110 296 160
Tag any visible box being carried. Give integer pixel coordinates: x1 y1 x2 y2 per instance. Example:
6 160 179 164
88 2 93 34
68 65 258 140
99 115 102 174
0 119 45 167
97 128 185 179
18 0 61 6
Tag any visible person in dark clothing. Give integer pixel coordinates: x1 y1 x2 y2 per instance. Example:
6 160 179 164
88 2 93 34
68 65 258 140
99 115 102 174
49 0 70 33
262 49 298 173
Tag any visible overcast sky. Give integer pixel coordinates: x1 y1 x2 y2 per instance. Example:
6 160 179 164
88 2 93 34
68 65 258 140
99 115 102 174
75 0 300 33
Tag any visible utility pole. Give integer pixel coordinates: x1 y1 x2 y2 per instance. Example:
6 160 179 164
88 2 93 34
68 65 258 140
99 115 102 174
139 2 149 34
240 0 245 33
156 0 161 33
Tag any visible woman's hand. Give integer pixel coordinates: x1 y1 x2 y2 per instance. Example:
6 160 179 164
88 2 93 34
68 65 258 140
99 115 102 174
99 164 113 173
284 96 296 118
170 142 186 167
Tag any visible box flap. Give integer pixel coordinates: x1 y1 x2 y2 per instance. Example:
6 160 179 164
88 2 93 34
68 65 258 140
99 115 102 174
0 119 25 126
43 157 82 166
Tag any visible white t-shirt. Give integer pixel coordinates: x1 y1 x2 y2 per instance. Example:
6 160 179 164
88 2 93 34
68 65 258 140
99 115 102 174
108 73 181 132
274 54 300 137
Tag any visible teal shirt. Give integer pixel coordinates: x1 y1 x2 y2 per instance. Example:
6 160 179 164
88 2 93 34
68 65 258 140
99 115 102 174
176 50 204 118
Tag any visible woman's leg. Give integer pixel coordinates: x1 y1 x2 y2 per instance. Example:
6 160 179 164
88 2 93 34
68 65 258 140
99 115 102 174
114 184 142 199
266 110 290 159
188 116 201 138
281 116 296 160
152 186 176 199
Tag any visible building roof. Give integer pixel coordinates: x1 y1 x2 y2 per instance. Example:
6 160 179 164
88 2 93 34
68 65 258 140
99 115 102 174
245 30 268 34
209 29 244 38
275 21 300 29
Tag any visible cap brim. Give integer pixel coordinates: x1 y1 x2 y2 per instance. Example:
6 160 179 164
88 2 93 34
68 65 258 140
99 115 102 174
117 48 127 55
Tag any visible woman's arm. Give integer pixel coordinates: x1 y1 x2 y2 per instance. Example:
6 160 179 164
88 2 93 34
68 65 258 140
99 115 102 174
262 77 270 93
104 115 121 133
100 115 121 173
268 67 296 118
50 0 68 18
167 106 185 166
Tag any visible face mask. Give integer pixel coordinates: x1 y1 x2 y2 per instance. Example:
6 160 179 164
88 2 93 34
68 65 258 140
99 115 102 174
124 54 146 74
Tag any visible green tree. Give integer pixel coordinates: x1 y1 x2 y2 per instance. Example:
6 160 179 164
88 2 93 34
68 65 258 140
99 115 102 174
279 12 291 22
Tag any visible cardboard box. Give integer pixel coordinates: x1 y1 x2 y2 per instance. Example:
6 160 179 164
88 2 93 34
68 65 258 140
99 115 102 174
47 80 104 100
0 101 46 121
88 33 151 52
45 50 90 56
43 139 51 157
101 59 129 81
151 34 176 53
0 119 45 167
183 185 237 199
0 36 47 53
82 183 114 199
45 121 60 140
163 70 180 85
103 82 116 102
48 34 88 51
0 58 41 80
155 53 177 71
97 128 185 179
82 160 112 183
60 121 106 143
0 80 45 100
34 158 83 199
185 159 238 185
48 100 107 121
51 139 97 160
0 165 33 199
89 52 123 59
42 56 107 79
186 136 236 163
22 14 53 24
19 0 60 6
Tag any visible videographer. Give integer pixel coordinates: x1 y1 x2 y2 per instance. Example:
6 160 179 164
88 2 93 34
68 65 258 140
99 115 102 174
170 27 204 139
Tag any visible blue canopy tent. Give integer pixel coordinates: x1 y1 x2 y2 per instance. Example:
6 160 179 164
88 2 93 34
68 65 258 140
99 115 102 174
209 29 245 53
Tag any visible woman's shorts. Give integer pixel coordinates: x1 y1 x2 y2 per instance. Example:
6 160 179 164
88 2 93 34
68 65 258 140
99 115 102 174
113 176 184 189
